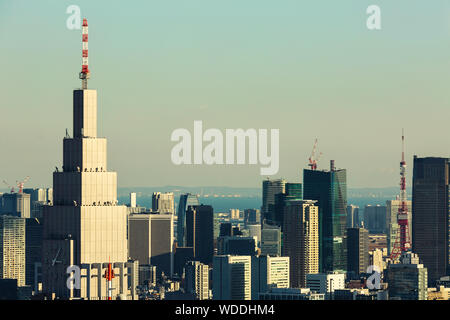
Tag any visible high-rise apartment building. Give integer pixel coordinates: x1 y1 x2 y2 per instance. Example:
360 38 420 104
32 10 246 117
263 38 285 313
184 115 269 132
128 213 174 278
176 193 199 247
184 261 210 300
212 255 251 300
152 192 175 214
412 156 449 284
262 179 286 223
0 216 25 287
347 227 369 277
251 256 289 299
186 205 214 265
303 161 347 273
282 200 319 288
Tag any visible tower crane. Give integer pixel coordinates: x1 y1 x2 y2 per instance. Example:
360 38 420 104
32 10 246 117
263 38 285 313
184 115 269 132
308 139 322 170
16 176 30 194
3 180 15 193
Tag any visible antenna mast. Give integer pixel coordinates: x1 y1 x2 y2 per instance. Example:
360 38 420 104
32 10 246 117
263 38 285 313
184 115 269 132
390 129 411 261
79 18 90 89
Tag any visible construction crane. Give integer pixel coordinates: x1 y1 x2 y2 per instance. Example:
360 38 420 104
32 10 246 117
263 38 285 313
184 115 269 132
79 18 90 90
308 138 322 170
3 180 15 193
389 130 411 261
16 176 30 194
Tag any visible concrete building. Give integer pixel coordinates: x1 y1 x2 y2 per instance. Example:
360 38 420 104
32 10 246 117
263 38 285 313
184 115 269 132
184 261 209 300
1 192 30 218
386 252 428 300
303 161 347 273
260 223 281 256
176 193 199 247
386 199 412 256
262 179 286 223
152 192 175 214
282 200 319 288
128 213 174 278
364 205 387 234
0 215 25 286
42 87 137 300
306 272 346 300
186 205 214 265
230 209 240 220
347 227 369 277
251 256 289 299
412 156 449 284
212 255 251 300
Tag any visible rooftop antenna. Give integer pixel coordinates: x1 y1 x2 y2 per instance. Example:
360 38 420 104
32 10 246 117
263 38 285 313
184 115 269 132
79 18 90 89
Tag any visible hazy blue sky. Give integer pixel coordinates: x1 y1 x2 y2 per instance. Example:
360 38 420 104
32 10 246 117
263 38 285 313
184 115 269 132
1 0 450 188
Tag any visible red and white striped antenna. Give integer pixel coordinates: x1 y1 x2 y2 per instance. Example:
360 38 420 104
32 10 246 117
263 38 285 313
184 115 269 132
79 18 90 89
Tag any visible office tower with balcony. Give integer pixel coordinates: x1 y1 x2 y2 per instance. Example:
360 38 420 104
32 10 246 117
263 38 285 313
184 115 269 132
412 156 449 284
282 200 319 288
303 160 347 273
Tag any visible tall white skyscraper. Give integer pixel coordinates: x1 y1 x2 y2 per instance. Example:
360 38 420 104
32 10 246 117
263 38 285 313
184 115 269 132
42 24 137 298
130 192 137 208
184 261 210 300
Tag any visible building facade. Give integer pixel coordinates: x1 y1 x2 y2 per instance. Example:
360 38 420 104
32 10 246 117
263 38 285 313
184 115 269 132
303 161 347 273
176 193 199 247
282 200 319 288
412 156 449 284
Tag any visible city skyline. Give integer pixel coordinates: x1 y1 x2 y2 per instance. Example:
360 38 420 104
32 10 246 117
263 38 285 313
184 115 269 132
2 1 450 188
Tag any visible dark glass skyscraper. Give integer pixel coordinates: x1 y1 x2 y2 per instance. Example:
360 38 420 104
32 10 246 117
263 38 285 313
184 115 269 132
303 161 347 273
186 205 214 265
412 156 450 284
274 183 302 228
176 193 199 247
